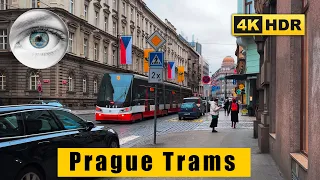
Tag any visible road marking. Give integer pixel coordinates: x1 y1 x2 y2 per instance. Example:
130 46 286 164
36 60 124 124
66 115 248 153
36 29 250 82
119 135 140 145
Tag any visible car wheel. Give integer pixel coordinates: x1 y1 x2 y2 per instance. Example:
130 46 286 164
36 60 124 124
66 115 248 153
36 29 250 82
15 166 44 180
109 138 120 148
179 116 182 120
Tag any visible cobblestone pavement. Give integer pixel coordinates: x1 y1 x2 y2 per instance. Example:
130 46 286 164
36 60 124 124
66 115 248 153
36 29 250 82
79 111 254 148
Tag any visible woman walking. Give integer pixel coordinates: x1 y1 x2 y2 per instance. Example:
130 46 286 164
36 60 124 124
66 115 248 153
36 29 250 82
223 99 229 116
209 98 222 133
230 98 239 128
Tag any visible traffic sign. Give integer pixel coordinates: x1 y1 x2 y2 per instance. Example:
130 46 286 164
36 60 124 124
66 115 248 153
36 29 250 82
202 76 210 84
147 31 166 51
239 83 244 90
148 68 163 83
149 52 164 68
37 84 42 92
237 89 241 94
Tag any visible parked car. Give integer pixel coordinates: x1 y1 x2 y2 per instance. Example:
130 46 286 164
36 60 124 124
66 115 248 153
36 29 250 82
29 100 71 111
183 97 206 115
178 102 201 120
0 105 120 180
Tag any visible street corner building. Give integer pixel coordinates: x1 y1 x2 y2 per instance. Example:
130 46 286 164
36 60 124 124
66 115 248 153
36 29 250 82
0 0 204 108
241 0 320 179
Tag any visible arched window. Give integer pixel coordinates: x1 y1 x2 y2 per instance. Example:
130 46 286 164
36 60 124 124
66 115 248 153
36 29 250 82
29 72 39 90
93 79 98 94
0 72 6 90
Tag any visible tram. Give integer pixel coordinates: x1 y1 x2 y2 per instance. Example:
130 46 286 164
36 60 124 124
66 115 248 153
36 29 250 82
95 73 192 122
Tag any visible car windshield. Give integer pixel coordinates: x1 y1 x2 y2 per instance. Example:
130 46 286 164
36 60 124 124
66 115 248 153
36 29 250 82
181 103 194 108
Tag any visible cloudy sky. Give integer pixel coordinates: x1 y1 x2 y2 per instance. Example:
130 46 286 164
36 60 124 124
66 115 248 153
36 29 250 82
143 0 238 75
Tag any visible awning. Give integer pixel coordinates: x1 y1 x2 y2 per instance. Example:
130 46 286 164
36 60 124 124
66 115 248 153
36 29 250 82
225 73 258 80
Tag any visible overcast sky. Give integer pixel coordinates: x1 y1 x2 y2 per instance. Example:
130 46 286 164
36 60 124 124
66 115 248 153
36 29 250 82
143 0 238 75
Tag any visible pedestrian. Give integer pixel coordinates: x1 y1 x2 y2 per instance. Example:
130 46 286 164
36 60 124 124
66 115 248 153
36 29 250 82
223 99 229 116
227 99 232 116
230 98 240 128
209 98 222 133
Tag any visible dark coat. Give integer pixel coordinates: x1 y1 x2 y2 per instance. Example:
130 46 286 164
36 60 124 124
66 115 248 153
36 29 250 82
230 102 239 122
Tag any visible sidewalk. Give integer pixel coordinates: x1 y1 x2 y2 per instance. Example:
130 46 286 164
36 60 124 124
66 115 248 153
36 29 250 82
112 123 284 180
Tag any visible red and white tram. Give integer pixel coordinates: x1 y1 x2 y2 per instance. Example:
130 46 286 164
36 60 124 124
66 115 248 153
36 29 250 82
95 73 192 122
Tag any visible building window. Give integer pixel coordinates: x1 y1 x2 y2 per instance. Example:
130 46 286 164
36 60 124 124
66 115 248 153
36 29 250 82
68 32 74 53
68 76 73 91
83 38 88 57
93 79 98 94
245 0 253 14
137 14 139 26
95 11 99 27
70 0 74 14
84 4 88 20
301 0 308 155
94 43 98 61
137 34 139 47
1 0 8 10
104 16 108 31
122 2 126 15
82 78 87 93
112 0 117 10
29 72 39 90
131 8 133 20
0 29 7 50
122 25 125 35
0 72 5 90
31 0 39 8
103 46 108 64
113 21 117 36
112 49 116 65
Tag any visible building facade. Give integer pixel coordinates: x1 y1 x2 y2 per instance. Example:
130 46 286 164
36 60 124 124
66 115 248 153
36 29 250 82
211 56 236 100
234 0 259 108
241 0 320 179
0 0 200 107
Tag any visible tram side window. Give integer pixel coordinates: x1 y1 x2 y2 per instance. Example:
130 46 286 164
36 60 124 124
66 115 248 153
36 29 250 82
158 88 164 104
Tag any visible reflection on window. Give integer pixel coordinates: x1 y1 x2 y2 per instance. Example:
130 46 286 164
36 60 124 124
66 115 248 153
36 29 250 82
23 110 60 135
0 113 23 138
52 110 87 130
29 72 39 90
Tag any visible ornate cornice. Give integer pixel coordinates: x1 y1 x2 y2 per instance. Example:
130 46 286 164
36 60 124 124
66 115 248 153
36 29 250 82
93 0 102 9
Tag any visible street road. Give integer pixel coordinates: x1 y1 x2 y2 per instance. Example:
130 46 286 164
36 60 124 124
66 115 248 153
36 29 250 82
79 112 254 148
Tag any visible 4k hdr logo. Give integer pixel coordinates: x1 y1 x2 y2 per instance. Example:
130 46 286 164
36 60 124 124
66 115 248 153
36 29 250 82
232 14 305 36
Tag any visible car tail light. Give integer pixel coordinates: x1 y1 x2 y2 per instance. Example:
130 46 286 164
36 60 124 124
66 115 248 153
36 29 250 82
96 106 102 112
193 108 197 112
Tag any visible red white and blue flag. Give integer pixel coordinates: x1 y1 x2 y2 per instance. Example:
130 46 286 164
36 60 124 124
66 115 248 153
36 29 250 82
167 61 175 79
120 36 132 65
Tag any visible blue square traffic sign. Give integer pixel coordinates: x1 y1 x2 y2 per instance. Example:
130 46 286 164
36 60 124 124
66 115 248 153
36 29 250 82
149 52 164 68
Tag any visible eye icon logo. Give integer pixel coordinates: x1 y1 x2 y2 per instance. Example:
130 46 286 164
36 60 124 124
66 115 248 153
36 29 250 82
9 9 69 69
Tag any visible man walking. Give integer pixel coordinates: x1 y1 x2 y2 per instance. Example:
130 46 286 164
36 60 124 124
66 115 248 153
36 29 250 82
209 98 222 133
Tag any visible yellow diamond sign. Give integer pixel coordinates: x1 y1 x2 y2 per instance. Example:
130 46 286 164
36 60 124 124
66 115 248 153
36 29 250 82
147 31 166 51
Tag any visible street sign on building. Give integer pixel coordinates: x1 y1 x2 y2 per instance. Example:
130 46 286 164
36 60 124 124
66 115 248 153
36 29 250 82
149 52 164 68
148 68 163 83
147 31 167 51
202 76 211 84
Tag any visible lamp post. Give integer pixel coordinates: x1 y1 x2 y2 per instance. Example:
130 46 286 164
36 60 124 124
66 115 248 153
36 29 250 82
224 73 227 99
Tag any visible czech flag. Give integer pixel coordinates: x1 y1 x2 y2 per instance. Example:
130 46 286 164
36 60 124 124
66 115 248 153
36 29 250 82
167 61 175 79
120 36 132 64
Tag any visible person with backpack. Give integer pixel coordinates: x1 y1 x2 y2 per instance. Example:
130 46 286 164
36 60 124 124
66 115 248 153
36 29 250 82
209 98 222 133
230 98 239 128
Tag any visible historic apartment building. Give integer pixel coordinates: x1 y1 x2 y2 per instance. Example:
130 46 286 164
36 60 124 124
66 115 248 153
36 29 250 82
211 56 236 99
0 0 200 107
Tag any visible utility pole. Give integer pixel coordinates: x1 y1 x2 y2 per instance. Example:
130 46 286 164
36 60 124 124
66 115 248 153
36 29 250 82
224 73 227 99
153 84 157 144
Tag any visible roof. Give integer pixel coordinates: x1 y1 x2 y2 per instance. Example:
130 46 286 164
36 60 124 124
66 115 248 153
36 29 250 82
0 104 62 114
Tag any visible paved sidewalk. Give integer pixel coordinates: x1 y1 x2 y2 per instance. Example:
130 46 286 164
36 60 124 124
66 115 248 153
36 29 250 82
107 128 283 180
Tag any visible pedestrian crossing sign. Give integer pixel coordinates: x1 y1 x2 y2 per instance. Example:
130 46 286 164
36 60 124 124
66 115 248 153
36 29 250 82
149 51 164 68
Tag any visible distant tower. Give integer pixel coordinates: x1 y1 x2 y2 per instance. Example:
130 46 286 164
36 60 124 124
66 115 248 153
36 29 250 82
192 35 195 43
